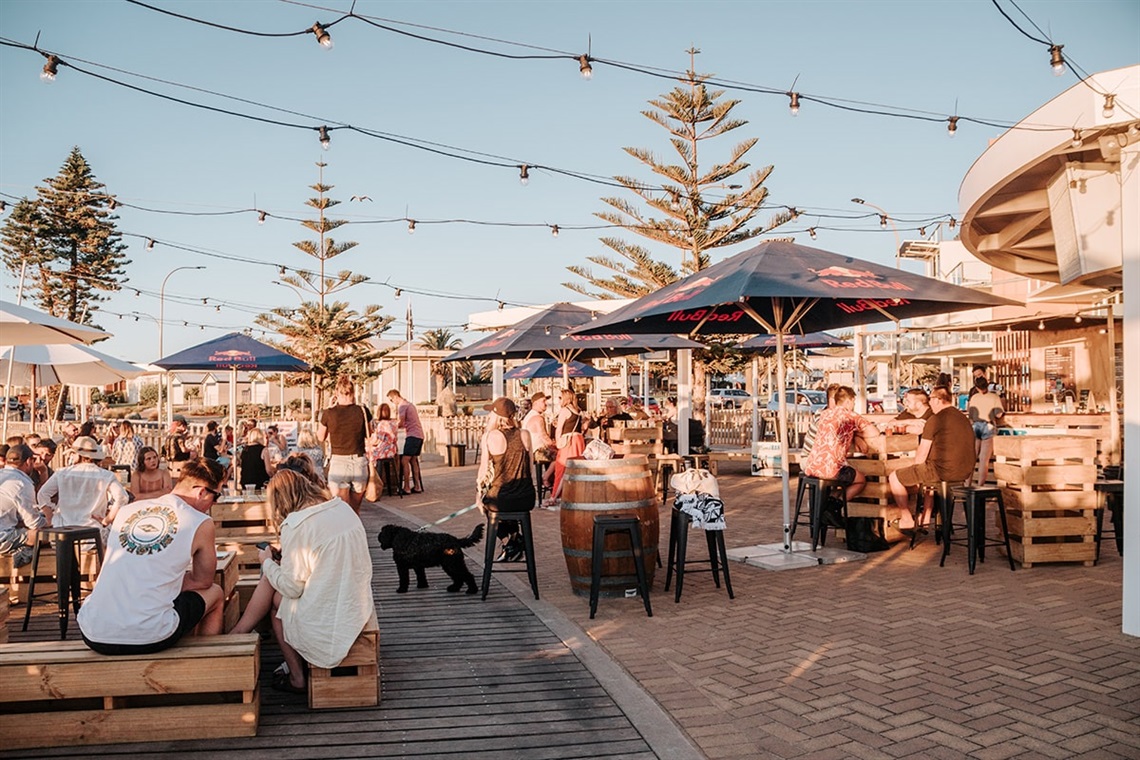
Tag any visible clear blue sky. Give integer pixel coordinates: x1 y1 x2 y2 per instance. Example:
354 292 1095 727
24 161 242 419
1 0 1137 363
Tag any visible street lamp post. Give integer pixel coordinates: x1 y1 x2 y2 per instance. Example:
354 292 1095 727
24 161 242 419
852 197 903 409
159 266 205 427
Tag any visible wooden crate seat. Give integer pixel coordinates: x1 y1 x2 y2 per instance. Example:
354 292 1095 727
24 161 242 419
0 633 260 749
308 611 380 709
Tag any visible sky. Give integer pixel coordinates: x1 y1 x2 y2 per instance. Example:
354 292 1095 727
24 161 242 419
1 0 1137 364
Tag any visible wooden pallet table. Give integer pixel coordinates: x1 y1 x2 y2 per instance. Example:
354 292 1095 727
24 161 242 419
995 434 1097 568
846 433 918 520
215 550 241 632
212 497 275 575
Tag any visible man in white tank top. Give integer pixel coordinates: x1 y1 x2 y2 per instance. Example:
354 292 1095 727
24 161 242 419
78 458 227 654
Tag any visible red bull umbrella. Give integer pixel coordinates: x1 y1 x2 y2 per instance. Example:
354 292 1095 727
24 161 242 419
572 240 1019 556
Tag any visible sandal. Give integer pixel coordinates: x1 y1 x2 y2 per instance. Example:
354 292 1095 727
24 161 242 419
271 671 306 695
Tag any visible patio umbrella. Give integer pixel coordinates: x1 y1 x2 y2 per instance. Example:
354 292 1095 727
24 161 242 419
154 333 310 465
504 358 609 380
0 300 111 346
442 302 703 383
0 343 147 387
738 331 851 352
573 240 1020 556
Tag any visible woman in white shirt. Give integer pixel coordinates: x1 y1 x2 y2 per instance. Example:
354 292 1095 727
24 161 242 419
231 469 373 693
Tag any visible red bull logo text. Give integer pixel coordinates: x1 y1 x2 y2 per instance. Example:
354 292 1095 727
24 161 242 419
836 297 911 315
565 333 633 342
641 276 717 310
809 265 914 292
666 308 746 323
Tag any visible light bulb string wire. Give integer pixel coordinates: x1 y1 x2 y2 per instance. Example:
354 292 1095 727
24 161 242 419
124 0 352 38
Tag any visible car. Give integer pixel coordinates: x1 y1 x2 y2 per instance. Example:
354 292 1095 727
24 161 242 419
709 388 754 408
766 389 827 414
4 396 20 412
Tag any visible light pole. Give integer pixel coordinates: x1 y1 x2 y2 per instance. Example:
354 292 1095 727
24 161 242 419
852 198 903 408
159 266 205 427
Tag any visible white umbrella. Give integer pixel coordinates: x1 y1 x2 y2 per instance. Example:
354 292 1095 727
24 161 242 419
0 343 146 386
0 300 111 345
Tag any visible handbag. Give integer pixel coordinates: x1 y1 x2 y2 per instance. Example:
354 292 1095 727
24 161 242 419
844 517 891 553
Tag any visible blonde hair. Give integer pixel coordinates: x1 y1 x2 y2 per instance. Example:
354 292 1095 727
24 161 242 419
297 429 317 448
267 470 329 530
247 428 265 445
336 376 355 397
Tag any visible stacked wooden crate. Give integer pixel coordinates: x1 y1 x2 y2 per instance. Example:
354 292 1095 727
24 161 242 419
213 496 275 575
308 612 380 709
847 433 918 520
215 550 240 632
994 434 1097 568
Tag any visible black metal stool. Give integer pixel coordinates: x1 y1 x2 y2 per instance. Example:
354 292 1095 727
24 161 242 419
480 510 539 601
378 458 401 497
589 515 652 619
22 525 104 639
940 485 1015 574
909 483 945 550
792 475 848 550
534 460 548 506
664 508 733 603
1094 479 1124 561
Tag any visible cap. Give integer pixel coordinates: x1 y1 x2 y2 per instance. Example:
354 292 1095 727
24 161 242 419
172 414 188 424
71 436 107 460
483 397 518 418
530 391 549 403
5 444 31 464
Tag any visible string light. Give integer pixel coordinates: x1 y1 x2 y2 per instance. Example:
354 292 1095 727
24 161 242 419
1102 94 1116 119
578 54 592 80
1071 129 1082 148
519 164 530 185
1049 44 1065 76
788 92 800 116
949 217 957 229
278 266 285 276
318 126 331 150
394 288 402 297
108 198 118 210
1006 324 1012 333
947 116 959 137
544 325 551 335
497 301 504 311
40 54 59 82
407 219 416 234
551 225 559 238
918 226 926 236
1074 314 1082 324
146 238 155 250
215 304 221 312
257 210 267 224
0 201 6 212
311 22 333 50
878 214 888 229
1037 320 1045 330
808 227 817 239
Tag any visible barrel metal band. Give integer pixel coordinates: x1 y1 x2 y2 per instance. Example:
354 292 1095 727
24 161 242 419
561 499 655 511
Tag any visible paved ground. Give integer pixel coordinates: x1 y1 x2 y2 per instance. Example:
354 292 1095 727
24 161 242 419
378 457 1140 760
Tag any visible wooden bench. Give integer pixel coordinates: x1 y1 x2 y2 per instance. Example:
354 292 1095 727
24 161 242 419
309 611 380 709
609 423 665 458
0 634 261 749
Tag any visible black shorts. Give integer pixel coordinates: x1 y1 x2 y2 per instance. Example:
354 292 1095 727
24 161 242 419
836 465 856 486
402 436 424 457
82 590 206 656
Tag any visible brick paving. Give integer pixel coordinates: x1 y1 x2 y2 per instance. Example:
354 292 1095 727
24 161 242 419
378 458 1140 760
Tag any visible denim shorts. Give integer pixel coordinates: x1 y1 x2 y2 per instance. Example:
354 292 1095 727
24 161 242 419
328 454 369 493
972 420 995 440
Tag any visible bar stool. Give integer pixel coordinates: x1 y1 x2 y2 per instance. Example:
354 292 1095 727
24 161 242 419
378 458 401 497
480 510 539 601
940 484 1015 574
22 525 105 639
663 508 733 603
792 475 847 550
534 460 548 506
1094 479 1124 562
909 483 945 550
589 515 652 619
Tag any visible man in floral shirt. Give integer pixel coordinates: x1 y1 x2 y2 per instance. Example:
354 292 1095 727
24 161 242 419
802 386 880 506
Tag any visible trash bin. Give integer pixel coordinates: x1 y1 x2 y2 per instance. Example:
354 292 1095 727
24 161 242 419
446 443 467 467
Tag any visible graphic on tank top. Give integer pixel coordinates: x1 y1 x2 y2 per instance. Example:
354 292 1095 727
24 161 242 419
119 505 180 555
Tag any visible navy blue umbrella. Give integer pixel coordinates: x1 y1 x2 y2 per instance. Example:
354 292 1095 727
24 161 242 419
154 332 309 372
504 358 609 380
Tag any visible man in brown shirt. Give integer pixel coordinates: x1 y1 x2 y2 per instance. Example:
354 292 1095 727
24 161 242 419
887 386 975 531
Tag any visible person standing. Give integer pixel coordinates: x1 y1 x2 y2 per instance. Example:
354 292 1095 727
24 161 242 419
387 388 424 495
551 388 586 504
319 376 372 512
38 436 130 532
0 445 53 568
77 458 226 654
888 386 977 531
164 415 192 464
967 376 1005 487
239 428 273 491
368 403 399 494
110 420 144 470
522 392 556 504
476 397 534 561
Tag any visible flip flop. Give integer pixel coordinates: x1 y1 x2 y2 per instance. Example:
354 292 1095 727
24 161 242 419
271 671 306 694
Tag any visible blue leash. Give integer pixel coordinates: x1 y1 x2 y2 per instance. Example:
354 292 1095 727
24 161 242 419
415 503 480 532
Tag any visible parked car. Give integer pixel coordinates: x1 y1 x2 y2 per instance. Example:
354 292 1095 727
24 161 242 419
709 388 754 408
766 389 827 414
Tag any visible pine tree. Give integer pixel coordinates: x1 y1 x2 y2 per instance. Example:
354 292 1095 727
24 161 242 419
256 162 391 404
564 53 791 407
1 147 128 326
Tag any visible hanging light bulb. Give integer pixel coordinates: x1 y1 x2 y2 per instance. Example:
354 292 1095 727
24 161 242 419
947 116 959 137
278 266 286 277
311 22 333 49
200 324 205 330
318 126 331 150
0 201 6 213
108 198 117 211
551 225 560 238
1129 123 1140 138
949 217 957 229
258 210 267 225
919 226 927 236
497 301 504 311
1049 44 1065 76
146 238 155 251
134 315 139 322
407 219 416 235
1074 314 1082 324
1006 324 1012 333
519 164 530 185
41 55 59 82
202 298 208 305
544 325 551 335
1102 94 1116 119
578 54 593 80
1037 320 1045 331
808 227 817 239
1071 129 1082 148
134 289 140 298
788 91 800 117
878 214 888 229
216 304 221 312
394 288 402 298
789 207 800 219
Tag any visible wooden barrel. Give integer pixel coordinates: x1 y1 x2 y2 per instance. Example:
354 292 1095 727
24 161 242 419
560 456 659 598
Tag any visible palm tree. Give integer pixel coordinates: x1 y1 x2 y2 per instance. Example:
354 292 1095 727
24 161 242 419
419 328 463 397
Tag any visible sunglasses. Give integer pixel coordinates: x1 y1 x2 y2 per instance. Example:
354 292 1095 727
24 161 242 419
201 486 223 500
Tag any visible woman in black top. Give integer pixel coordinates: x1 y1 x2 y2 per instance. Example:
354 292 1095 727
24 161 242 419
476 397 534 561
240 428 271 490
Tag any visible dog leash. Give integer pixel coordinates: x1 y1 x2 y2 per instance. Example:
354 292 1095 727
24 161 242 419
415 503 479 532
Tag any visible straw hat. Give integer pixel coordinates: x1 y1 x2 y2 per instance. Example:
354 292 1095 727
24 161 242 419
71 436 106 460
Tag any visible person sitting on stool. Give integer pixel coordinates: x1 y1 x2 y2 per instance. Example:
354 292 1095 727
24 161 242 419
801 386 880 525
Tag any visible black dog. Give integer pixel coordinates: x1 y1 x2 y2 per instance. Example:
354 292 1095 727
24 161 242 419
377 523 484 594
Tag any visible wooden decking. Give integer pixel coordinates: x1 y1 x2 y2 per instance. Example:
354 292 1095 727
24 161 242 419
3 503 675 759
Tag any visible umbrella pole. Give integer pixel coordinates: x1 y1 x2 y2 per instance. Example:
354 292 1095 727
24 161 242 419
230 366 238 492
751 357 759 446
1 355 14 441
776 331 792 552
